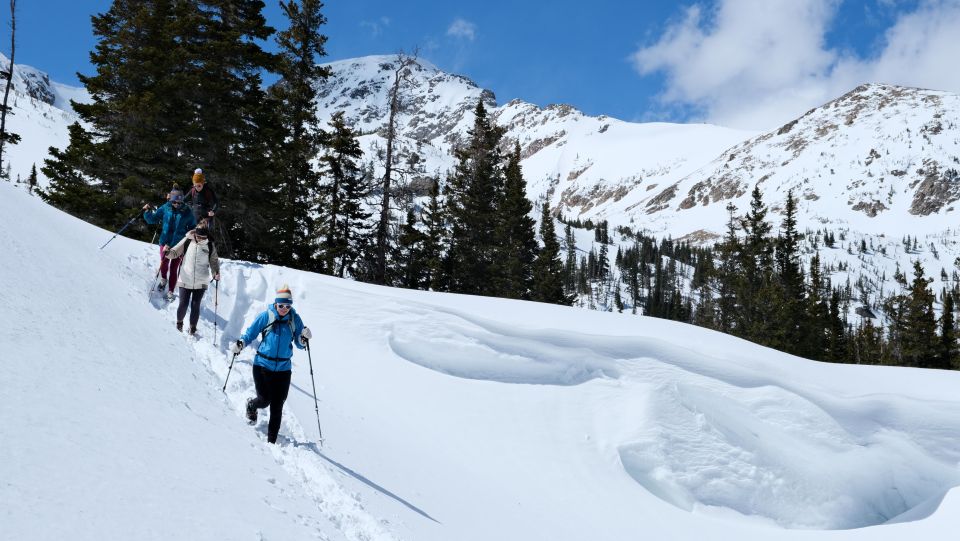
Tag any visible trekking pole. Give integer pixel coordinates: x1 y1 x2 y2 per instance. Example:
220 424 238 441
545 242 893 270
100 207 144 250
149 266 162 298
222 351 239 393
305 341 323 443
149 222 160 246
213 279 219 345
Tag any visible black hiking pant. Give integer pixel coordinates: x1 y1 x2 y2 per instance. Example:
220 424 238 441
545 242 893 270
176 287 205 329
251 365 292 443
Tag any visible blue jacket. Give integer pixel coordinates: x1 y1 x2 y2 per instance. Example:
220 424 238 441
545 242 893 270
144 202 197 247
240 305 306 372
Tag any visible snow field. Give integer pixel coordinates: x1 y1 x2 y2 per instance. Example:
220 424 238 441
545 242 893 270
4 182 960 540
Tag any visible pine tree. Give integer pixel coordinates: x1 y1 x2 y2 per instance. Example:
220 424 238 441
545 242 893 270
901 261 938 367
806 253 830 359
317 111 369 277
490 144 537 299
27 163 37 195
826 288 847 361
563 223 578 296
938 290 957 370
444 100 505 295
418 178 447 291
775 190 806 354
882 267 909 365
42 0 280 258
394 208 428 289
270 0 330 267
184 0 278 260
740 185 776 343
531 203 570 305
716 203 743 334
597 239 609 282
43 0 189 230
854 318 884 365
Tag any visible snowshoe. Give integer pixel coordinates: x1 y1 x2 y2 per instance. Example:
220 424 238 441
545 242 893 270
157 278 167 291
245 399 258 425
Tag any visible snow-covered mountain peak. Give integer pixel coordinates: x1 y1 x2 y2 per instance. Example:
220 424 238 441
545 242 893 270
0 53 87 113
0 54 85 185
316 55 755 220
642 82 960 236
318 55 495 143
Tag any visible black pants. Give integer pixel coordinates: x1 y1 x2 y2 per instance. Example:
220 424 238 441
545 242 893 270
176 287 205 328
251 365 292 443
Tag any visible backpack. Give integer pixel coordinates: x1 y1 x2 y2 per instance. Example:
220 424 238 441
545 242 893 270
260 308 296 342
182 237 216 267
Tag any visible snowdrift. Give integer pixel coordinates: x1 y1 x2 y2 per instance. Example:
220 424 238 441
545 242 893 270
2 182 960 540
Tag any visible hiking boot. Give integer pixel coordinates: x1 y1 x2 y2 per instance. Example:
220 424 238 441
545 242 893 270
164 291 175 301
189 326 197 336
176 320 183 331
245 398 258 425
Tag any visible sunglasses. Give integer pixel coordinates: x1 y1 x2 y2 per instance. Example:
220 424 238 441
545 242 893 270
276 303 292 310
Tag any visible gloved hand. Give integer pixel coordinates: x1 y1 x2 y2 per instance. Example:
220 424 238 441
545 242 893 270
299 327 312 346
231 339 244 354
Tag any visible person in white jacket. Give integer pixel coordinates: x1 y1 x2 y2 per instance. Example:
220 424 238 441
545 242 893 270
165 221 221 334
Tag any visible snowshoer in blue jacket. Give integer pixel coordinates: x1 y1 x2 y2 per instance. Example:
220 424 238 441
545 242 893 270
143 188 197 300
231 284 312 444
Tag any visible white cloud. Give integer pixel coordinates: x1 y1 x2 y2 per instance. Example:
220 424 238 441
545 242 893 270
447 18 477 41
632 0 960 130
360 16 391 37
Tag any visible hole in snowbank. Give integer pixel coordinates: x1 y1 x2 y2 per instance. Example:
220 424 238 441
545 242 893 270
618 382 960 529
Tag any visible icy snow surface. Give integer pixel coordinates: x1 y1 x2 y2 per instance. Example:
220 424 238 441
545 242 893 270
2 182 960 540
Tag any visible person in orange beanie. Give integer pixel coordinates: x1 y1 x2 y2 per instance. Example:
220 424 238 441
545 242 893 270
183 167 220 226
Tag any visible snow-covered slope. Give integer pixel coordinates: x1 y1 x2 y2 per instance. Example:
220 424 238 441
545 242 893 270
4 182 960 539
649 83 960 237
0 53 85 186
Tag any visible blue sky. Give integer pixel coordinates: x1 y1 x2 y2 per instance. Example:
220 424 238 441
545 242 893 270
6 1 960 130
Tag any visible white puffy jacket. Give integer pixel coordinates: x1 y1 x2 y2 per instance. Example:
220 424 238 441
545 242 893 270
166 230 221 289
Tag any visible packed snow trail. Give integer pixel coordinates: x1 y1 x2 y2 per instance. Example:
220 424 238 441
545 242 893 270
0 184 396 541
137 247 403 541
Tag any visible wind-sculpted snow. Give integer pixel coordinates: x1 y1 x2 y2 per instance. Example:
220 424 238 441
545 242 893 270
618 370 960 529
368 291 960 530
379 302 960 529
385 305 620 385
